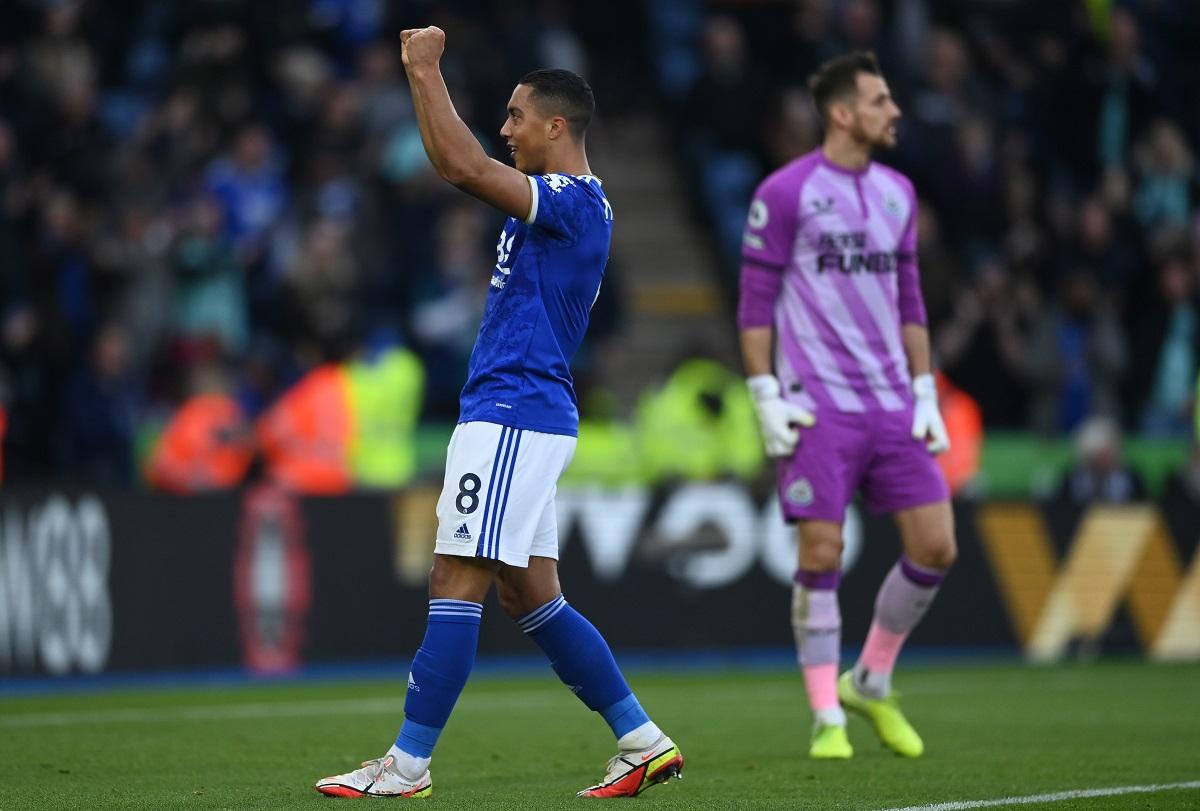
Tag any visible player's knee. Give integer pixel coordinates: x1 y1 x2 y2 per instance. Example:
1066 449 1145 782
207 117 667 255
428 555 496 602
799 540 843 572
797 522 844 572
427 559 456 596
495 581 523 619
930 540 957 570
910 535 957 571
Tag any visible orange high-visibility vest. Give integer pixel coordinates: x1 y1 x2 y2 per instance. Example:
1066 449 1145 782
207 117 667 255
148 394 253 493
255 365 352 495
935 372 983 495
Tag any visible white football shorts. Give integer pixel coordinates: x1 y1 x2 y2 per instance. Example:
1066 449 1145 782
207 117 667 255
433 421 576 567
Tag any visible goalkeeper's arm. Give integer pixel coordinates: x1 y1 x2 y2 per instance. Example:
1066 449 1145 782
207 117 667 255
738 263 813 458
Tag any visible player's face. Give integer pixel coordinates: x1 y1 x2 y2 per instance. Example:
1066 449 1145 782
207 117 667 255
849 73 901 150
500 84 547 174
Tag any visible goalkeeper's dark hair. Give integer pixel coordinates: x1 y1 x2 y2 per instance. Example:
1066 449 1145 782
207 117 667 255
518 69 594 137
808 51 882 126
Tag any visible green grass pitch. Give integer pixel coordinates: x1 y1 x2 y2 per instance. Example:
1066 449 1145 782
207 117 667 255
1 661 1197 810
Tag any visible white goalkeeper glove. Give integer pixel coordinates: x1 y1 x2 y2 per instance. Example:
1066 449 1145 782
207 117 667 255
747 374 815 458
911 373 950 455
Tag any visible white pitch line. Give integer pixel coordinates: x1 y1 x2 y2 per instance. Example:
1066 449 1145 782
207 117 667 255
875 780 1200 811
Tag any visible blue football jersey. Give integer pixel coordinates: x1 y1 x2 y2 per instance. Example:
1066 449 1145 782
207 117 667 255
458 173 613 436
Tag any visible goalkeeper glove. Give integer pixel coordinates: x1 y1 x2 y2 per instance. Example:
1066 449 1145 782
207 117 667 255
911 373 950 455
747 374 816 458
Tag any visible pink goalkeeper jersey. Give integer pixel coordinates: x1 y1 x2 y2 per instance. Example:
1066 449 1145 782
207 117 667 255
740 149 926 414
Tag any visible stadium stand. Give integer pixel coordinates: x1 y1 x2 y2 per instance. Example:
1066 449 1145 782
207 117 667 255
0 0 1197 493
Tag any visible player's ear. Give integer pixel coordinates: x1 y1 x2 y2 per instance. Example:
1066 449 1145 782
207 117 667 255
546 115 567 141
828 99 854 130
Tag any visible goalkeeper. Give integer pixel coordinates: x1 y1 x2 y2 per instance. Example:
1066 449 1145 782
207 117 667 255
738 51 956 761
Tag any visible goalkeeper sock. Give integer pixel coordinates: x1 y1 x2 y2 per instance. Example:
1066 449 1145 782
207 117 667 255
394 599 481 761
794 569 845 726
519 595 650 740
854 557 946 699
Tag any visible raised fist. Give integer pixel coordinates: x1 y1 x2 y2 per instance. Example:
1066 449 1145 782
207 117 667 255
400 26 446 69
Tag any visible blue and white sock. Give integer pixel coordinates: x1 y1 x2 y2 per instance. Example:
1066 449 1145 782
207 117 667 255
519 595 661 749
393 598 482 778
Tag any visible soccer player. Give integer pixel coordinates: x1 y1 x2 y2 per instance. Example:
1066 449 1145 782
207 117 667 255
738 51 956 760
314 27 683 799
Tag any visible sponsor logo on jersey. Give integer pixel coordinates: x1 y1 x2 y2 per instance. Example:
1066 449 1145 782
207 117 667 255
453 523 472 541
884 196 903 217
407 672 420 692
815 231 906 274
819 231 866 250
817 251 901 274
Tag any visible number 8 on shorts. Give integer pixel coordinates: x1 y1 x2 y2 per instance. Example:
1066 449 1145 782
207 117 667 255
434 421 576 568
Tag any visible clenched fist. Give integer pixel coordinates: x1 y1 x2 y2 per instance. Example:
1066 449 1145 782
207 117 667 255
400 26 446 69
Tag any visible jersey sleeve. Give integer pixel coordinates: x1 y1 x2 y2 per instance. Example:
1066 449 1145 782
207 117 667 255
895 179 927 326
740 175 797 271
525 173 593 241
738 175 796 328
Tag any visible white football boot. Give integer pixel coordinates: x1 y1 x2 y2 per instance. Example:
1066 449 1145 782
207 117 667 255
577 734 684 798
314 754 432 798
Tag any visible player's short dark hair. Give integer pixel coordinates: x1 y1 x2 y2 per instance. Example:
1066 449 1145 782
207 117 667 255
808 51 882 125
518 68 594 137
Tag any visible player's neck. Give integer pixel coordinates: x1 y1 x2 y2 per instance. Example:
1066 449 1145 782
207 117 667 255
821 136 871 173
541 146 592 177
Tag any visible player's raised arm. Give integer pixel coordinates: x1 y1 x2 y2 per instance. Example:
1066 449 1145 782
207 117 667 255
400 27 532 220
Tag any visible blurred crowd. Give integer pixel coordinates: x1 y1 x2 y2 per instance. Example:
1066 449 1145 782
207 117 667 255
657 0 1200 439
0 0 634 485
1 0 1197 493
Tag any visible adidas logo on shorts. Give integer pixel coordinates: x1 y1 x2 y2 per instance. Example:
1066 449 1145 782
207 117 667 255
453 523 472 540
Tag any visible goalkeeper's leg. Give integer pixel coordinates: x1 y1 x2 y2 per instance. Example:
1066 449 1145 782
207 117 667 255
794 520 852 759
844 500 955 757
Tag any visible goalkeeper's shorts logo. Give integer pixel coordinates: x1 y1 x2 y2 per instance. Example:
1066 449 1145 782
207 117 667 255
786 478 814 507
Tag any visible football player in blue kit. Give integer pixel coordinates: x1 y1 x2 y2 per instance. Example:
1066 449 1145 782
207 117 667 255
314 26 683 800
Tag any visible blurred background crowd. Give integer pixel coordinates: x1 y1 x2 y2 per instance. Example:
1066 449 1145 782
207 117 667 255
664 0 1200 441
0 0 633 488
0 0 1197 499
